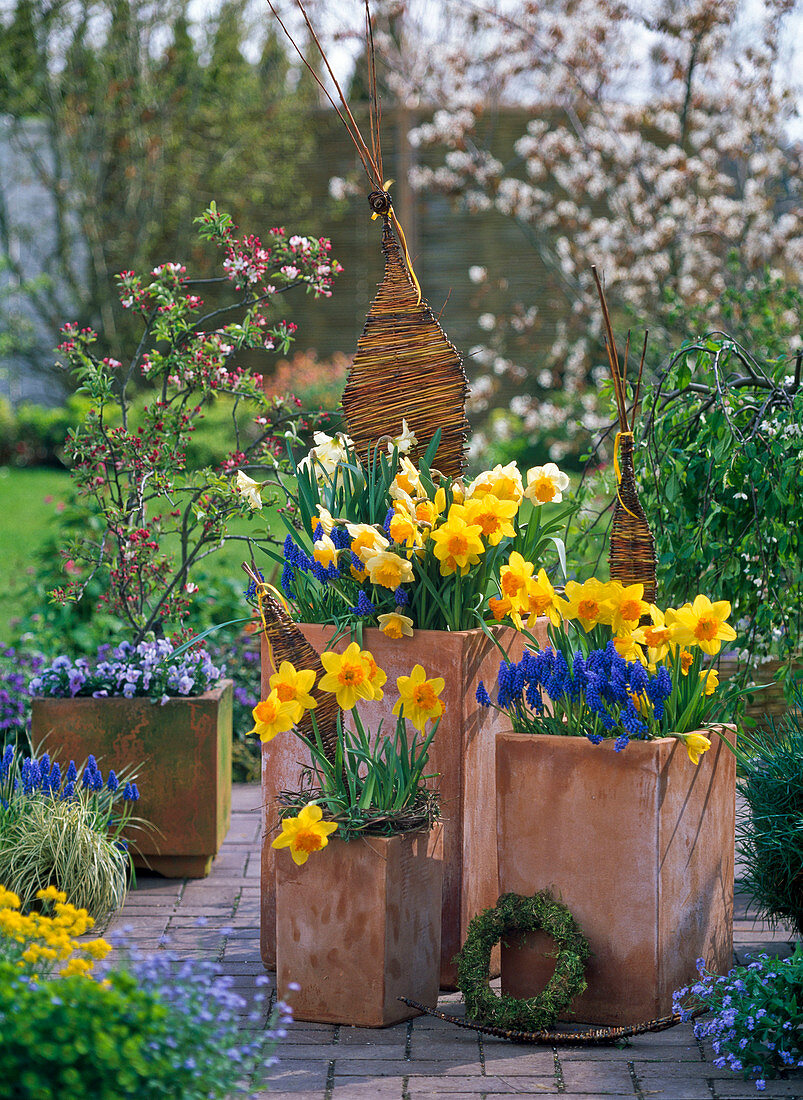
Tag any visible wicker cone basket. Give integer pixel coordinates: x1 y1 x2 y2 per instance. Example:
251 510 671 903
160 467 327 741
258 588 340 764
608 434 657 605
341 218 468 478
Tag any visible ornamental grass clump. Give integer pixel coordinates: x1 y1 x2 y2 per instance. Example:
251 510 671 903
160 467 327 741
30 639 223 702
0 888 291 1100
674 949 803 1090
249 645 442 858
254 429 573 634
737 695 803 937
0 746 140 917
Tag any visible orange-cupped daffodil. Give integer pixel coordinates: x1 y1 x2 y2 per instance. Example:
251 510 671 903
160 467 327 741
665 595 737 656
643 605 675 665
271 803 338 866
346 523 389 563
430 509 485 576
247 691 298 742
561 578 614 632
463 494 518 546
312 534 338 571
499 551 535 610
390 456 424 501
392 664 446 731
269 660 318 723
318 642 379 710
361 649 387 701
523 463 569 505
679 731 712 766
466 462 524 505
523 568 563 627
612 627 648 663
606 581 650 635
364 549 415 589
378 611 415 639
388 510 421 555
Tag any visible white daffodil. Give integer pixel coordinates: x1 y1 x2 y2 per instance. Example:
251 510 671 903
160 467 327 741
523 463 570 505
388 419 418 456
234 470 263 511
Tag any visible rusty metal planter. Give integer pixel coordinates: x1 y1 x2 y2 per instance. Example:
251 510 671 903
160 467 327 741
31 682 233 878
495 730 736 1024
275 830 442 1026
261 623 546 987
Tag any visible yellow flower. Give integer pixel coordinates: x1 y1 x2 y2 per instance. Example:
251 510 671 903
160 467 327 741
234 470 263 510
0 887 21 910
562 579 614 632
36 886 67 905
450 479 467 505
312 533 338 571
364 549 415 589
499 551 535 610
463 494 518 546
643 605 675 664
361 650 388 701
269 661 318 723
60 957 94 978
247 691 298 742
271 803 338 866
388 511 421 555
467 462 524 505
606 582 650 634
430 509 485 576
414 487 446 531
613 628 648 664
523 463 570 505
700 668 719 696
665 595 737 656
392 665 446 732
319 642 377 710
346 523 389 563
378 612 415 639
681 732 712 766
488 595 514 621
315 505 335 535
522 568 563 627
678 648 695 675
81 938 113 960
390 456 424 501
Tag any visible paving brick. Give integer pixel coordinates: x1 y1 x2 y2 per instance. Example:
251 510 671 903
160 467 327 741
331 1080 406 1099
332 1059 482 1076
481 1049 556 1076
711 1079 803 1099
558 1061 637 1093
631 1083 711 1100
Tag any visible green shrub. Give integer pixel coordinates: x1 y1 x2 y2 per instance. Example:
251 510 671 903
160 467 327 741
737 696 803 937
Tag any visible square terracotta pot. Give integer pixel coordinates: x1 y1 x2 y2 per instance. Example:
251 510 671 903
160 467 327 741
31 682 233 878
495 730 736 1024
275 830 443 1026
261 623 545 987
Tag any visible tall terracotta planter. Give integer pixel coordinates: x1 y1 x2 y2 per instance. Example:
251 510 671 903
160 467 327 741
31 682 233 878
275 830 442 1026
261 623 545 987
496 730 736 1024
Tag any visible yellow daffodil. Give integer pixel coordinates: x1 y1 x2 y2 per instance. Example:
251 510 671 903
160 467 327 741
392 664 446 731
247 691 298 742
523 463 570 505
450 479 467 504
700 668 719 696
351 561 368 583
464 494 518 546
312 534 338 571
489 595 514 621
606 581 650 634
561 578 614 632
415 487 447 530
665 595 737 656
388 511 421 555
523 568 563 627
347 523 389 563
364 549 415 589
315 505 335 535
319 642 376 709
378 611 415 639
234 470 263 510
430 509 485 576
361 649 388 700
467 462 524 505
499 551 535 610
269 661 318 723
613 627 648 664
643 605 675 664
680 731 712 766
271 803 338 866
390 456 424 501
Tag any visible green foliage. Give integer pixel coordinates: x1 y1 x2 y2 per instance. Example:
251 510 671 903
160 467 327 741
737 697 803 937
638 329 802 663
0 958 281 1100
456 891 589 1032
676 948 803 1086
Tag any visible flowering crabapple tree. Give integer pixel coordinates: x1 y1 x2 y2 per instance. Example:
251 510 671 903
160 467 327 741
54 204 342 643
355 0 802 465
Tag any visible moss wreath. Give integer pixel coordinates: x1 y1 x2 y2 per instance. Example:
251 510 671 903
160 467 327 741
456 891 590 1032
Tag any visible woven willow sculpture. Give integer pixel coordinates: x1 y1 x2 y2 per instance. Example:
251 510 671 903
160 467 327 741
268 0 468 476
592 268 657 605
246 567 340 763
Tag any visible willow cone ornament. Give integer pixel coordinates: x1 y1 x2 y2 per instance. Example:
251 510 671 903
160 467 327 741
342 202 468 478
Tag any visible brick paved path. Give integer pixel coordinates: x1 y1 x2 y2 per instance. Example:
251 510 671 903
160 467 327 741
107 785 803 1100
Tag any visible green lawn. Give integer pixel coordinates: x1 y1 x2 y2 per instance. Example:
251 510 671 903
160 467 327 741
0 466 282 640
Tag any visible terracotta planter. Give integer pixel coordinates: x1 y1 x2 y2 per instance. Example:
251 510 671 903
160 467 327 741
261 622 546 987
496 730 736 1024
275 830 442 1026
31 682 233 878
